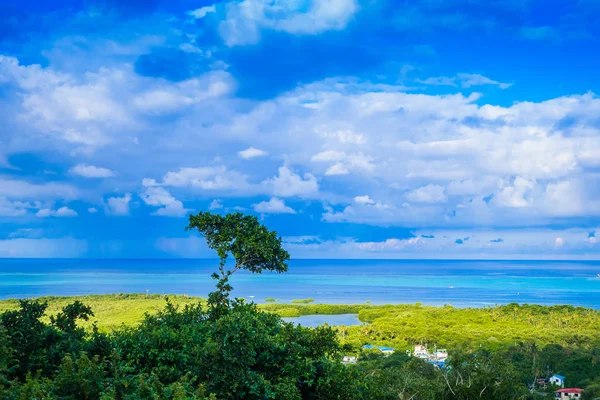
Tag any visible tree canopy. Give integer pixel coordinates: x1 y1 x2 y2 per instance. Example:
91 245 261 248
187 212 290 311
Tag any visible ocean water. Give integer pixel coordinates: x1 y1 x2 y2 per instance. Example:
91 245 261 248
1 259 600 308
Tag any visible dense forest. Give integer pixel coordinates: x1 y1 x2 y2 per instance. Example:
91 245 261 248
2 212 600 399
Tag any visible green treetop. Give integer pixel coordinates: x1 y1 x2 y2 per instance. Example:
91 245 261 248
186 212 290 312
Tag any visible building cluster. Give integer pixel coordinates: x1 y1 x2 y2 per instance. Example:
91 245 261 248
409 344 448 368
344 344 449 368
344 347 583 397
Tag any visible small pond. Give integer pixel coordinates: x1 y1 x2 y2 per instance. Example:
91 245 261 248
282 314 362 328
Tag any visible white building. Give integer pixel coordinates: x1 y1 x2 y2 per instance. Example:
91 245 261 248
342 356 357 364
433 349 448 362
550 374 566 388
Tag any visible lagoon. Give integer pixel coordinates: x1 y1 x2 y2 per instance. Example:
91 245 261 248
282 314 362 328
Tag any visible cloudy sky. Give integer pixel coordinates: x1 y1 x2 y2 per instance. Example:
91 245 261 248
1 0 599 259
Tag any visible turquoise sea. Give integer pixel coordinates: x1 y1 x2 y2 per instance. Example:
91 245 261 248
1 259 600 308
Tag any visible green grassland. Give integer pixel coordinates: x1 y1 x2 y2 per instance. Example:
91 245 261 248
0 294 205 332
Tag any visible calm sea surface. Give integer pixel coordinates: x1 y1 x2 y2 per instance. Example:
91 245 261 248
1 259 600 308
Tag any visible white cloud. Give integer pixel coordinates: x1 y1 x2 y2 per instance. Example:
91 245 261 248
354 195 375 205
263 166 319 197
161 166 250 191
494 177 534 208
457 73 513 89
418 73 511 89
106 193 131 216
325 163 349 176
88 207 98 213
416 76 457 86
70 164 115 178
318 129 366 144
406 184 447 203
1 55 233 154
219 0 359 46
4 46 600 233
188 5 216 19
311 151 374 176
284 228 600 259
209 199 224 210
140 185 190 217
357 237 423 251
0 196 30 217
238 147 268 159
253 197 296 214
36 206 77 218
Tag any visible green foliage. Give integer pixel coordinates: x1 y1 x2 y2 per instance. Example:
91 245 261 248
0 298 369 399
264 298 276 302
186 211 290 314
186 212 290 278
291 298 315 304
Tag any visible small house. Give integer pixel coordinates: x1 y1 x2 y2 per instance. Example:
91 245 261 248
433 349 448 362
550 374 566 388
555 388 583 399
342 356 357 364
414 344 429 359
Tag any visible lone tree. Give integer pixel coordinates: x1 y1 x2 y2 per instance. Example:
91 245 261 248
186 212 290 311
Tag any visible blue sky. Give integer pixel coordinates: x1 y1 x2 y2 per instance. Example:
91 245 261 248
1 0 600 259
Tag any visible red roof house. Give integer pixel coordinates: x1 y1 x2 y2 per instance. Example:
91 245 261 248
555 388 583 399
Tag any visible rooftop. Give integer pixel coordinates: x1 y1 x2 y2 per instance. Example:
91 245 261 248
556 388 583 394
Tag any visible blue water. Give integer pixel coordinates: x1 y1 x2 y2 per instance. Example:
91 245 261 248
1 259 600 308
283 314 362 328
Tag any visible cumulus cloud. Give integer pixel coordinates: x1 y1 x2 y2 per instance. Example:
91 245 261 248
311 151 374 176
36 206 77 217
0 55 233 153
238 147 268 159
209 199 224 210
0 196 30 217
140 185 190 217
219 0 359 46
253 197 296 214
188 5 216 19
494 177 534 208
70 164 115 178
142 166 253 195
354 195 375 205
105 193 131 216
406 184 447 203
263 166 319 197
3 38 600 246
